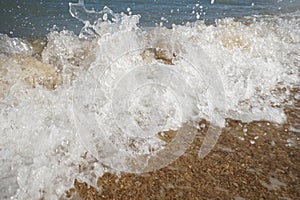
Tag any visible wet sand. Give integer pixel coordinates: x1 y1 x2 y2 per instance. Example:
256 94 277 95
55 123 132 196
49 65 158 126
1 38 298 200
67 93 300 200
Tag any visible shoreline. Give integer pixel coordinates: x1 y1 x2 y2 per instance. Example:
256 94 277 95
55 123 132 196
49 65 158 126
70 112 299 199
0 13 299 199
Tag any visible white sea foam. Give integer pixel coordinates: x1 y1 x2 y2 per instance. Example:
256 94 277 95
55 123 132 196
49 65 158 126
0 5 299 199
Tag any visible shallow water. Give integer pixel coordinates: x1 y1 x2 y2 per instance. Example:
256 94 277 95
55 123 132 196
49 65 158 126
0 0 299 199
1 0 300 36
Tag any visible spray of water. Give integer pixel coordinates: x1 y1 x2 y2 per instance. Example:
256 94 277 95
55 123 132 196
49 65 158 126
0 0 298 199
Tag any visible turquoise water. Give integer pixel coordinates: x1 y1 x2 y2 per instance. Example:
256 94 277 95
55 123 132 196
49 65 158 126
1 0 299 37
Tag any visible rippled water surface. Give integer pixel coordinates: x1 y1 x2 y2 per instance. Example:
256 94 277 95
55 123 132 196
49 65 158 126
1 0 300 36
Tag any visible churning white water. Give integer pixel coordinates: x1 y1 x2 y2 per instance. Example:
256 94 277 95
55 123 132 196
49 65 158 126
0 3 299 199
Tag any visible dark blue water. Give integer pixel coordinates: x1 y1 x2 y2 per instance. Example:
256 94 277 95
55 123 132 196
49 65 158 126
0 0 299 37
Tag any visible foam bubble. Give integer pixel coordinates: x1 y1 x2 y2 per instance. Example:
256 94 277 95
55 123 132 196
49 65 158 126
0 5 299 199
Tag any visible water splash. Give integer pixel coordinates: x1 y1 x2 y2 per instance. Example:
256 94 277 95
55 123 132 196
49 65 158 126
0 1 299 199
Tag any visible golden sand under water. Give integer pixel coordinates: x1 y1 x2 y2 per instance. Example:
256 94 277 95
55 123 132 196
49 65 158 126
0 54 61 99
65 92 299 200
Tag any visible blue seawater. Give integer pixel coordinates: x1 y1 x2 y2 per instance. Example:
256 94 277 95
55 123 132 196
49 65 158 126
0 0 299 37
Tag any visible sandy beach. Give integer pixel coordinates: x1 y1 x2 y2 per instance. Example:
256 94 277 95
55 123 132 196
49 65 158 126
70 96 299 199
1 2 299 199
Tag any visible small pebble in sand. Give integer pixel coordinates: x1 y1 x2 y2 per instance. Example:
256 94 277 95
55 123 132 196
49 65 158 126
271 140 276 146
